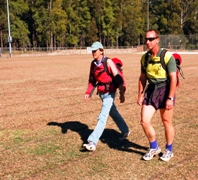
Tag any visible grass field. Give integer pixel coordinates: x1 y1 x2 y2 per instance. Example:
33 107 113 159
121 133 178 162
0 53 198 180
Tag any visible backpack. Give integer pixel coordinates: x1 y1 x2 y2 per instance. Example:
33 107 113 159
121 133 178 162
89 57 125 97
103 57 126 89
144 49 185 87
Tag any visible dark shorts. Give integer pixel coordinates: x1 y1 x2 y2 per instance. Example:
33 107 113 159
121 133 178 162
143 83 175 110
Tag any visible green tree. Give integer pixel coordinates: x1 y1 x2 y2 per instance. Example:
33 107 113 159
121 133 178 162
182 0 198 49
85 15 98 46
149 0 183 34
183 0 198 34
88 0 118 46
88 0 103 43
1 0 198 48
0 0 7 47
32 0 51 47
101 0 116 46
3 0 30 48
113 0 144 46
62 0 82 47
28 0 66 48
51 0 67 48
77 0 91 47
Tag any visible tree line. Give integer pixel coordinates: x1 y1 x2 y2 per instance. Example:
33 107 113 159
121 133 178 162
0 0 198 49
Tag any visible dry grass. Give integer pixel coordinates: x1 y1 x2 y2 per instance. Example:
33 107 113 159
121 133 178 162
0 53 197 180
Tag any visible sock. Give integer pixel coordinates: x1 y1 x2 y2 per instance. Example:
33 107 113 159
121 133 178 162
149 140 158 149
166 144 173 152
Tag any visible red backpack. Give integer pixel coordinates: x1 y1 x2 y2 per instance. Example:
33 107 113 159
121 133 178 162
103 57 126 89
172 53 184 86
89 57 126 97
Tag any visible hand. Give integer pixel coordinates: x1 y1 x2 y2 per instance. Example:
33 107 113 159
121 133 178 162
137 96 143 106
119 93 125 103
166 99 174 110
85 94 90 100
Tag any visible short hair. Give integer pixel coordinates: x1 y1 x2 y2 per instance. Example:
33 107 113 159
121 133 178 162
146 29 159 37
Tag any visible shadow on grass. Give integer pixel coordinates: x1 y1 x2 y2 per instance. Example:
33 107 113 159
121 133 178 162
47 121 147 155
47 121 91 143
100 129 147 155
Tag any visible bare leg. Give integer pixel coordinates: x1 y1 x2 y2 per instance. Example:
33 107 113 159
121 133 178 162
141 105 156 142
160 108 175 145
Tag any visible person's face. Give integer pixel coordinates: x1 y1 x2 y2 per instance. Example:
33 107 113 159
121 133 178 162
145 31 159 50
92 49 103 60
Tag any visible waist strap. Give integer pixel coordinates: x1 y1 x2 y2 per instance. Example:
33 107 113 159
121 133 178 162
148 81 168 98
148 81 167 89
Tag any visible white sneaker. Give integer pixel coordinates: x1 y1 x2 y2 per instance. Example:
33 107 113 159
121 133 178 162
119 132 130 141
160 149 174 161
83 141 96 151
143 147 161 161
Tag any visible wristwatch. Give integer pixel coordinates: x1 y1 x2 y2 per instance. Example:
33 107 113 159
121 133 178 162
168 97 174 101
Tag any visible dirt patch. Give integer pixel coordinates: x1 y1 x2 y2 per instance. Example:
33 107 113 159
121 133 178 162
0 54 197 179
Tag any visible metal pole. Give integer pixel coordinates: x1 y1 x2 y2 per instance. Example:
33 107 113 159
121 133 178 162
6 0 12 58
147 0 149 30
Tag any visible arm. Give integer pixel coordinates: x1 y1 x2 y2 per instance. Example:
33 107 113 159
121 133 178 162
107 58 125 103
166 72 177 109
165 55 177 109
137 73 147 106
106 58 118 76
85 62 97 99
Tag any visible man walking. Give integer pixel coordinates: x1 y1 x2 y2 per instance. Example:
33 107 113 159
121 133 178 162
137 29 177 161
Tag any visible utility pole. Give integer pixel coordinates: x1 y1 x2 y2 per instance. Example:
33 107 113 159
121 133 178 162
6 0 12 57
147 0 149 30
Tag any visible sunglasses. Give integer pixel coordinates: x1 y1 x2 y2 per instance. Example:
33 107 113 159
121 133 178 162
92 49 98 53
145 37 158 41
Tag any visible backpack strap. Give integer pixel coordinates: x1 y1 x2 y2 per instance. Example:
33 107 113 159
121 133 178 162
144 49 168 71
144 52 149 69
160 49 168 71
144 51 161 68
103 57 110 74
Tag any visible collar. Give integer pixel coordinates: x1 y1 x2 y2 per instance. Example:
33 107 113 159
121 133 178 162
94 55 105 65
148 48 162 58
157 48 163 57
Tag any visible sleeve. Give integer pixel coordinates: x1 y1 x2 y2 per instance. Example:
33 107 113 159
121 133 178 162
85 61 97 95
167 56 176 73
